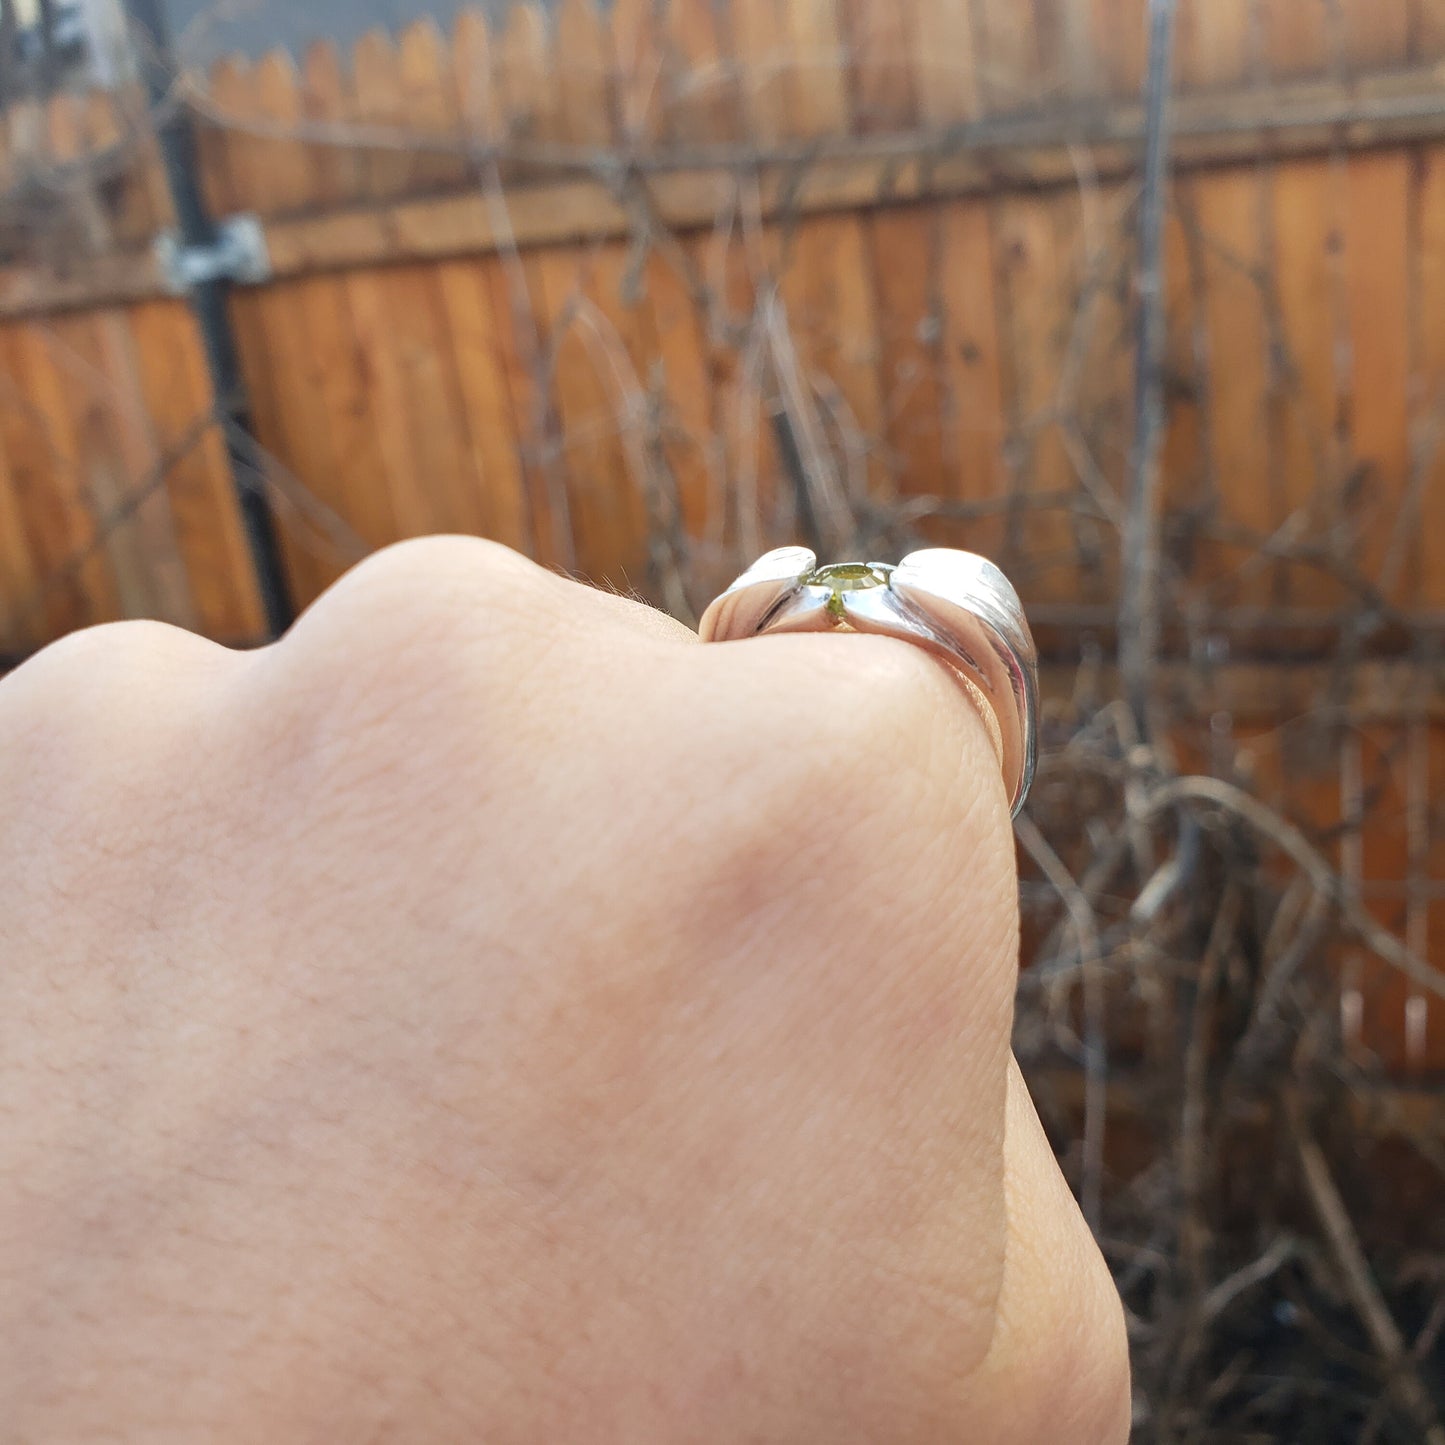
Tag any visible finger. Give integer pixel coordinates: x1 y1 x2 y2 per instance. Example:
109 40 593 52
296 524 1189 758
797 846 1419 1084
663 626 1024 1403
966 1056 1132 1444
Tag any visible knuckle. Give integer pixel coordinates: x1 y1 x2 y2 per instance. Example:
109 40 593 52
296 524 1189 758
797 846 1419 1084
251 539 578 801
287 536 558 660
262 536 560 724
0 620 218 734
0 623 234 895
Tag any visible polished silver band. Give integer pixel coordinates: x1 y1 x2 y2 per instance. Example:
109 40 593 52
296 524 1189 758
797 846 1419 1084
699 547 1038 817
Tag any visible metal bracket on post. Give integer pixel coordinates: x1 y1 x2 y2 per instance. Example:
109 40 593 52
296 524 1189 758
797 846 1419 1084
154 213 272 294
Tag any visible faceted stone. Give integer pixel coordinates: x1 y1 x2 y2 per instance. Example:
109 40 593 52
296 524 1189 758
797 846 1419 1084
803 561 894 619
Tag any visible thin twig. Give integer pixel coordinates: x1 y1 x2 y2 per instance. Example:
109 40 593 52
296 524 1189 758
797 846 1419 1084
1118 0 1178 737
1140 773 1445 1003
1289 1100 1445 1445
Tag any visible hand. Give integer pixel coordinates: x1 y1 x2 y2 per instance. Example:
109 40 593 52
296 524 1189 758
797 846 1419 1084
0 537 1128 1442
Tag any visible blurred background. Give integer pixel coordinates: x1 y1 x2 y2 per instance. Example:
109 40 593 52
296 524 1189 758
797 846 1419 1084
2 0 1444 1436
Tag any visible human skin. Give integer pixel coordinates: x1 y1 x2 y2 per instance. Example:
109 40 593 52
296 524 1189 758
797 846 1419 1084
0 537 1129 1442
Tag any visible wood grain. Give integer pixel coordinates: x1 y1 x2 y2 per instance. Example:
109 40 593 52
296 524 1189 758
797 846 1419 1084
533 244 641 585
435 255 533 552
127 300 264 641
937 197 1009 561
992 190 1083 604
0 322 119 631
664 0 743 144
1417 142 1445 610
495 6 561 148
397 20 469 193
841 0 916 133
1269 157 1348 612
351 30 419 202
555 0 616 147
868 205 945 503
1342 152 1411 607
1195 168 1274 609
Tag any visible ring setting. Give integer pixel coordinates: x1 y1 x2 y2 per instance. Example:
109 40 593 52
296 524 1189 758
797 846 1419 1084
699 547 1038 818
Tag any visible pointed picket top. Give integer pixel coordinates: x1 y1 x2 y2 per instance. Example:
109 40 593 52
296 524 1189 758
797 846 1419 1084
206 53 258 139
397 15 456 119
208 52 255 99
301 38 362 207
351 26 413 199
787 0 848 139
496 4 558 147
250 49 311 215
253 47 302 86
351 25 403 101
204 55 258 216
556 0 615 147
730 0 789 145
910 0 978 125
302 35 347 87
664 0 743 143
351 25 404 112
452 7 503 148
397 17 467 188
609 0 664 145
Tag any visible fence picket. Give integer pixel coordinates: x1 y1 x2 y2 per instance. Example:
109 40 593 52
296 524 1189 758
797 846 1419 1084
1343 153 1412 608
397 20 469 193
556 0 616 147
938 197 1008 561
663 0 743 144
0 323 118 631
1418 142 1445 611
841 0 917 134
1270 158 1348 612
495 5 562 150
435 256 533 553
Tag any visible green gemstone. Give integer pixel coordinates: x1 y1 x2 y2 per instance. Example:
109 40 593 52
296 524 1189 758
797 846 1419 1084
804 562 894 619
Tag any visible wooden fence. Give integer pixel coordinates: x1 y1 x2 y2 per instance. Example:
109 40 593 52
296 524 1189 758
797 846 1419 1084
1 0 1444 1067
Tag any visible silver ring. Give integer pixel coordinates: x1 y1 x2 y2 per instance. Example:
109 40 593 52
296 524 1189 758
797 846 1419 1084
699 547 1038 817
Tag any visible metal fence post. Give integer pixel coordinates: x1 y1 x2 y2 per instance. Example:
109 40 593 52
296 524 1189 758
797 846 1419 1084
35 0 58 91
0 0 19 105
122 0 294 639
